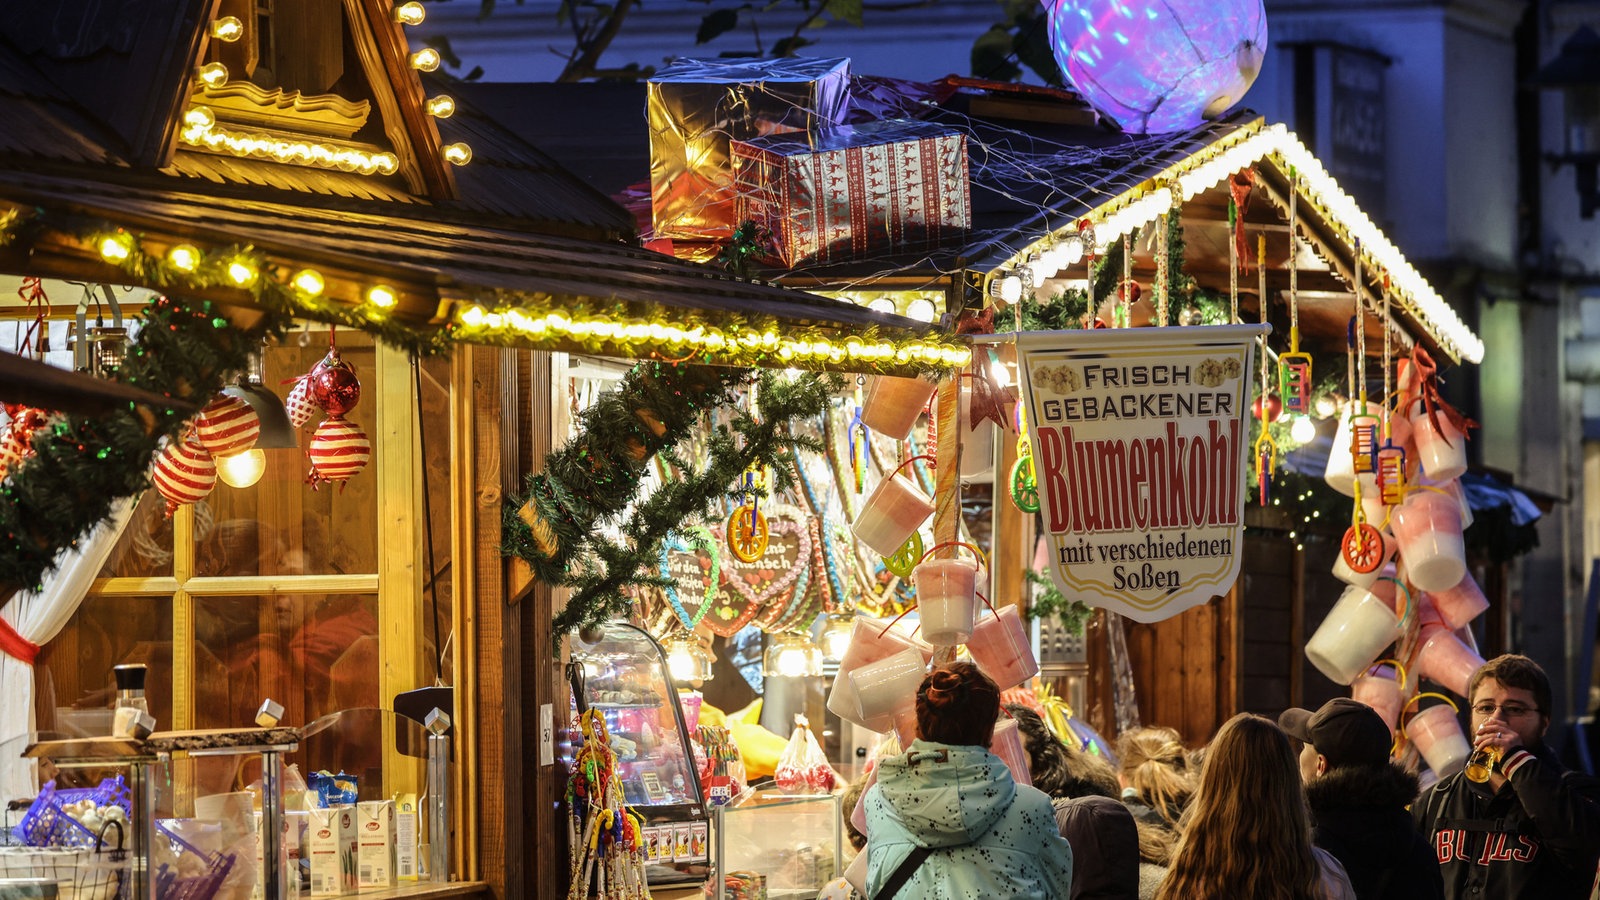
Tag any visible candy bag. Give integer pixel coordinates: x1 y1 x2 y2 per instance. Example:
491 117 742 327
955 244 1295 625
775 715 835 795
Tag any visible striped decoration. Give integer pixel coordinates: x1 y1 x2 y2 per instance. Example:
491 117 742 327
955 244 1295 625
307 416 371 487
152 439 217 516
285 377 320 428
193 394 260 455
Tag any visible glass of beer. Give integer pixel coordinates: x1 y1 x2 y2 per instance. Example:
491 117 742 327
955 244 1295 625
1465 744 1504 783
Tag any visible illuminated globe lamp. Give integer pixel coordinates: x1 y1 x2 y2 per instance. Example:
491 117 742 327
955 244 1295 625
819 612 856 663
763 632 824 678
665 635 699 685
1047 0 1268 134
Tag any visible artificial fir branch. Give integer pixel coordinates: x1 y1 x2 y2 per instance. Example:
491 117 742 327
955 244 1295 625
1023 569 1094 636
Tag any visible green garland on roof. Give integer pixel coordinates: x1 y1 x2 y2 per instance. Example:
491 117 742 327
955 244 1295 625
503 363 839 640
0 294 284 592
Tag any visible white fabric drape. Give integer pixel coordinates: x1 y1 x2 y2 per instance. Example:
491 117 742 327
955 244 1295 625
0 497 135 802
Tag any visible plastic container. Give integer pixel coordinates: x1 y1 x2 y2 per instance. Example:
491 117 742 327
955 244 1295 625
1332 530 1396 589
1405 703 1470 777
849 648 927 732
1389 489 1466 592
966 605 1039 690
914 558 980 646
1350 662 1407 733
1305 584 1402 685
851 473 935 558
1410 407 1469 481
827 617 932 728
989 717 1033 787
1413 624 1485 697
678 690 704 733
861 375 938 441
1325 400 1384 497
1427 573 1489 631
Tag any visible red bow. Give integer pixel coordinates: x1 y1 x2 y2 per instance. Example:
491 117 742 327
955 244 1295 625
1406 346 1477 447
1230 170 1256 272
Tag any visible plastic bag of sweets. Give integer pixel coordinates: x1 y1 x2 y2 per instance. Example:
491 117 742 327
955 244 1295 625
775 715 836 795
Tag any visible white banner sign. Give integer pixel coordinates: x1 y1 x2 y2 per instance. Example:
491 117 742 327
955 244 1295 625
1010 324 1268 623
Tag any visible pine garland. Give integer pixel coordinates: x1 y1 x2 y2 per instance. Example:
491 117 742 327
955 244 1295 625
503 365 840 639
0 294 285 592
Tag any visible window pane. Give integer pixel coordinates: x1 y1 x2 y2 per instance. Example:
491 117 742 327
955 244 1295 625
193 593 379 729
95 489 175 579
34 596 174 735
195 331 378 577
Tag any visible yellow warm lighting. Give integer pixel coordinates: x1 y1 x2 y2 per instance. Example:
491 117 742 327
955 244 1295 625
365 284 398 309
179 121 400 177
442 143 472 166
196 62 229 87
98 233 134 263
426 96 456 118
210 16 244 41
292 269 326 297
184 106 216 131
167 244 203 272
216 449 266 488
227 259 258 286
393 2 427 25
409 48 441 72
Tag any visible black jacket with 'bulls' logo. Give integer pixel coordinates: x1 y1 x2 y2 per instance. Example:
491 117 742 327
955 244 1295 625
1412 743 1600 899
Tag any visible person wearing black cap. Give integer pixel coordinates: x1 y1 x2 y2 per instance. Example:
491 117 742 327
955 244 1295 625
1280 698 1443 900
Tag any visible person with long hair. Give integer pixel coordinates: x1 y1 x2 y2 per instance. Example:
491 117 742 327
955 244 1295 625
1116 725 1194 898
863 662 1074 898
1155 714 1355 900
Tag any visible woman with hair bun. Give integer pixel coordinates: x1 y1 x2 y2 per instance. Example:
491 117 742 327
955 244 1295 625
863 662 1075 899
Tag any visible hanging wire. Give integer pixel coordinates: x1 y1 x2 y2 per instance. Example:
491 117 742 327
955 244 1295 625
413 352 447 685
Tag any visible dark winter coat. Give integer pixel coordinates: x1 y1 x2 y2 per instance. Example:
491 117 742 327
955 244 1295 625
1053 796 1139 900
1306 763 1443 900
1412 742 1600 899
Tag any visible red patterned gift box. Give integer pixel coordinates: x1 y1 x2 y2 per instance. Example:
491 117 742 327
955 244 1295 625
732 119 970 267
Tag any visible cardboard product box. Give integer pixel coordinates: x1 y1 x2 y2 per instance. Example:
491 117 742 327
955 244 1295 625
307 806 358 897
647 56 850 243
355 800 395 890
394 794 420 881
732 119 971 267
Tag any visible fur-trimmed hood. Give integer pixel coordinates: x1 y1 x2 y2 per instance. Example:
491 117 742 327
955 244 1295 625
1307 763 1420 814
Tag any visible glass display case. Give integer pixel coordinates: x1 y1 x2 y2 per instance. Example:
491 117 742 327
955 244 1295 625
567 622 708 887
711 791 842 900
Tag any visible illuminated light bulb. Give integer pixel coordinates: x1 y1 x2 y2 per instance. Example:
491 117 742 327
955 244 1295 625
441 142 472 165
210 16 244 41
906 298 938 322
365 284 398 309
393 2 427 25
227 259 258 286
167 244 202 273
990 274 1023 304
291 269 325 297
183 106 216 131
1290 415 1317 445
98 232 134 263
868 298 897 314
216 448 266 488
665 638 697 684
425 96 456 118
459 306 486 327
409 48 441 72
196 62 229 87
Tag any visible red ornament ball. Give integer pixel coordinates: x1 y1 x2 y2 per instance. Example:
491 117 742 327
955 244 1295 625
152 439 217 517
193 394 260 455
1252 393 1285 422
285 377 320 428
309 351 362 417
307 416 371 488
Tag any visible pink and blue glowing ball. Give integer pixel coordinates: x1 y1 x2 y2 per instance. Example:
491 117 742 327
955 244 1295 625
1048 0 1268 134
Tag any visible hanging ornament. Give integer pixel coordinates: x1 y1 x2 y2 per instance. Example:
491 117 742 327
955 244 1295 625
284 376 320 428
725 501 770 563
0 405 49 479
1279 169 1314 413
152 438 217 517
1010 436 1041 514
307 416 371 488
1252 233 1277 505
192 394 260 456
309 349 362 418
1374 277 1408 506
883 532 924 579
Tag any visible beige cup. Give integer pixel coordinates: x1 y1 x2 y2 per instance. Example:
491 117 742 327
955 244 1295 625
1405 703 1470 777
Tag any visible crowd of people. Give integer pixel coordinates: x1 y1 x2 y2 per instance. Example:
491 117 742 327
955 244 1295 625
817 653 1600 899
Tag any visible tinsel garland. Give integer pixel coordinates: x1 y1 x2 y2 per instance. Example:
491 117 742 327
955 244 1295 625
0 294 284 591
503 365 840 640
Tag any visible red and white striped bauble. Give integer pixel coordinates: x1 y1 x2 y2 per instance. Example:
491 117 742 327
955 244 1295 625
0 407 49 480
193 394 260 456
152 439 217 517
306 416 371 488
285 377 320 428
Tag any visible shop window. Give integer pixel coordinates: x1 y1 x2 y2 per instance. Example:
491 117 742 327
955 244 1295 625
33 597 174 739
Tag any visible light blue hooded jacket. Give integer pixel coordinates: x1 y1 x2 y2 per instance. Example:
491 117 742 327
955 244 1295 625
864 739 1074 899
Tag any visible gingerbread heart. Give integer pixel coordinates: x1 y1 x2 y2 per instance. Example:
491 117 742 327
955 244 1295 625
658 526 720 631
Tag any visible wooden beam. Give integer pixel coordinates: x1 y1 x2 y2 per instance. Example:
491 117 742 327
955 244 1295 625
377 343 427 802
470 344 512 895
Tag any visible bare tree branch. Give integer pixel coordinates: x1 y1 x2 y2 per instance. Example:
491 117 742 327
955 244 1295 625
557 0 639 81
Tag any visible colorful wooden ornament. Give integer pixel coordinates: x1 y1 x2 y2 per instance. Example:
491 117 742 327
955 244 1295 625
306 416 371 488
883 532 924 579
152 439 217 517
192 394 260 456
1009 436 1040 513
725 502 770 563
1341 521 1386 574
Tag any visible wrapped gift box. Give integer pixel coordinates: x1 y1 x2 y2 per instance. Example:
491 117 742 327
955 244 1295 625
732 119 970 266
647 57 851 244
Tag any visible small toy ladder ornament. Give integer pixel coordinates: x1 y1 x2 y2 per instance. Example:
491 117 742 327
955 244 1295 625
1254 234 1277 505
1280 170 1313 413
1374 275 1407 505
1348 241 1378 475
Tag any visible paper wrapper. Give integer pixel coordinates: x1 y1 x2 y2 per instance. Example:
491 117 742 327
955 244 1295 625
647 56 851 243
732 119 970 266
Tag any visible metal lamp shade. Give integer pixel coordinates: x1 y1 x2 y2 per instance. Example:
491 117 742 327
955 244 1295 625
222 382 296 448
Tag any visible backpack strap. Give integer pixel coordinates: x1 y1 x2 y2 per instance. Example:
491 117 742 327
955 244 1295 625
875 845 933 900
